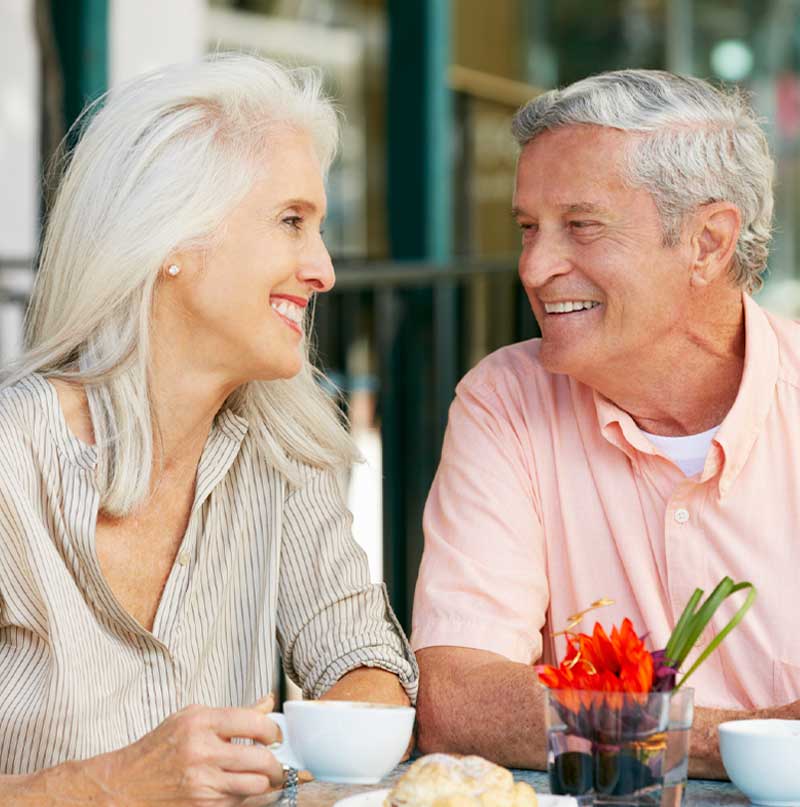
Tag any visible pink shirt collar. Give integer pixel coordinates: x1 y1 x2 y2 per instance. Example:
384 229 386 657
593 293 779 496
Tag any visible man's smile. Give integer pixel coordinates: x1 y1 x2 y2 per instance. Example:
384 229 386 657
542 300 601 314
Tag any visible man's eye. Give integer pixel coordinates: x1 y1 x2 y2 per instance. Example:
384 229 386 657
570 220 599 229
283 215 303 231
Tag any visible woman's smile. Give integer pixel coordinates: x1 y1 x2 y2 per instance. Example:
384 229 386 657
270 294 307 335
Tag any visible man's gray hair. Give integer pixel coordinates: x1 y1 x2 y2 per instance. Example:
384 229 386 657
512 69 774 291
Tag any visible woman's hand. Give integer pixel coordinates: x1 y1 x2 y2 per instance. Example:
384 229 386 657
86 697 286 806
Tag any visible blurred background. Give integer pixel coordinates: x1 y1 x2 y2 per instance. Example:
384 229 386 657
2 0 800 636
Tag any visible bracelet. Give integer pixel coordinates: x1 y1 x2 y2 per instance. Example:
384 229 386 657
282 764 299 804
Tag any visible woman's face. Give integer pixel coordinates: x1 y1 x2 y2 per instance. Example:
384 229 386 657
156 129 334 387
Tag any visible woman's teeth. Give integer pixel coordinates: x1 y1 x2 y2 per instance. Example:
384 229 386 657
270 299 304 326
543 300 600 314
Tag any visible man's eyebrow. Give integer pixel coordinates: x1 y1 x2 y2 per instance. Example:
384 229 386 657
559 202 608 215
511 202 609 218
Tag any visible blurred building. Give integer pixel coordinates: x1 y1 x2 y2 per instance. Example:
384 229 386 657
2 0 800 629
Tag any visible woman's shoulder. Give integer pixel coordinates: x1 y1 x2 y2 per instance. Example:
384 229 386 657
0 374 53 436
0 374 61 481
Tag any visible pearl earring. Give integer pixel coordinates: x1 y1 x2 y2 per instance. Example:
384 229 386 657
167 264 181 277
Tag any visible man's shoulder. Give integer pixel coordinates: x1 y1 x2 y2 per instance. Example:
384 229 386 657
762 307 800 387
459 338 562 395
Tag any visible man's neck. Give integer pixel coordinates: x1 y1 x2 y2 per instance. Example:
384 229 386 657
585 294 746 437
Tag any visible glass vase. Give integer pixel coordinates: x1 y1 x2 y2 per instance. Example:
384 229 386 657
544 687 694 806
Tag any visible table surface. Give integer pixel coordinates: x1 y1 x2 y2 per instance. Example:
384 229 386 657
268 763 748 807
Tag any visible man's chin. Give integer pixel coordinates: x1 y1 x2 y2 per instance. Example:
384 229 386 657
538 343 580 377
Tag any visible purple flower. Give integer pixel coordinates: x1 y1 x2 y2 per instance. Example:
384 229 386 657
650 649 678 692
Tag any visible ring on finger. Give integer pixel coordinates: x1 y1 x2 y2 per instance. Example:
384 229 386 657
282 764 299 790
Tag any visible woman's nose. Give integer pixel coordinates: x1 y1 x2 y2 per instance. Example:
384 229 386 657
298 240 335 293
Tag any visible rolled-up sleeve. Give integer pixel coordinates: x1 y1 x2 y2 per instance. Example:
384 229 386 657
411 369 549 664
276 465 419 702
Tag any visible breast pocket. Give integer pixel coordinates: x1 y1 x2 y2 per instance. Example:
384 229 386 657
772 659 800 705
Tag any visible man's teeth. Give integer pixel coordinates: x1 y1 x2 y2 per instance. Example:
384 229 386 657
270 299 304 326
543 300 600 314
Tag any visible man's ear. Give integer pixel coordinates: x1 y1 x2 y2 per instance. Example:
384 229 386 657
688 202 741 288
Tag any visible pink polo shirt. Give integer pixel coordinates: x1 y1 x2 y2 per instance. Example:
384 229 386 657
411 294 800 710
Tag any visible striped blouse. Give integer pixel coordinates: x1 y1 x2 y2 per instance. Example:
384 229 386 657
0 374 418 775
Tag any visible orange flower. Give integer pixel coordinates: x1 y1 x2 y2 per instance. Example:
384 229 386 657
537 618 654 698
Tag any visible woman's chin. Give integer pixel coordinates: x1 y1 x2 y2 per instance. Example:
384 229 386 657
248 358 304 383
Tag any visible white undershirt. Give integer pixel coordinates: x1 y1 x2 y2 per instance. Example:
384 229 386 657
640 425 720 477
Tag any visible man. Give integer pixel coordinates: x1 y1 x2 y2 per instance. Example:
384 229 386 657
411 70 800 778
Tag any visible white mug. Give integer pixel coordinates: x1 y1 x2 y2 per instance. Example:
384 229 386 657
267 712 303 769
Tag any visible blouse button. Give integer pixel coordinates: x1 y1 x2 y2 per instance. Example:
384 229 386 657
177 551 190 566
674 508 690 524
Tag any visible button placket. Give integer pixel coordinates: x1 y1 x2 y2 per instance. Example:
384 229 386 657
151 518 199 646
665 485 691 625
674 507 690 524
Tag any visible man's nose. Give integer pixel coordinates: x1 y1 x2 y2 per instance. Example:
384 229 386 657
298 238 335 293
518 234 572 289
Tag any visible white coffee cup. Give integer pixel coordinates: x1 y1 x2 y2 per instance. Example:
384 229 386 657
282 700 415 784
267 712 304 770
719 719 800 806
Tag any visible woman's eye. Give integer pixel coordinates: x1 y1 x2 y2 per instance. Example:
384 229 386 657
283 215 303 231
570 220 599 230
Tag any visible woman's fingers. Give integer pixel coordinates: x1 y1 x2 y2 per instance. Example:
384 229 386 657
216 770 278 797
247 694 284 744
100 704 293 804
217 742 283 779
209 707 282 745
250 693 275 713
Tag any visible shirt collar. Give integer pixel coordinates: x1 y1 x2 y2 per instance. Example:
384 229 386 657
714 293 779 495
37 371 250 471
593 293 779 495
215 407 249 443
190 408 249 513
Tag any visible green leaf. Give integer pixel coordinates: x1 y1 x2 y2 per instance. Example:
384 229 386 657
674 582 756 690
669 577 735 666
664 587 704 664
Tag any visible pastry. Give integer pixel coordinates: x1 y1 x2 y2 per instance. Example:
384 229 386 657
384 753 537 807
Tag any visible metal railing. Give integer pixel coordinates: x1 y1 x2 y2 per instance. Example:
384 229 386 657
317 258 537 629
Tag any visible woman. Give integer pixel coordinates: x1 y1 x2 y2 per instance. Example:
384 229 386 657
0 54 417 805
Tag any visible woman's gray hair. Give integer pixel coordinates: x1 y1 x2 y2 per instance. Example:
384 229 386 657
5 52 359 516
512 69 774 292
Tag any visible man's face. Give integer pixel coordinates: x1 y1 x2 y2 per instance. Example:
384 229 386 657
513 125 693 383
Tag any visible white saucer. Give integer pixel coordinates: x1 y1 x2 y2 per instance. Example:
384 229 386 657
333 789 390 807
333 788 579 807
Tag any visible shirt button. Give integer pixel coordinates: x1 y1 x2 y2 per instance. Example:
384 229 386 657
177 551 190 566
674 508 690 524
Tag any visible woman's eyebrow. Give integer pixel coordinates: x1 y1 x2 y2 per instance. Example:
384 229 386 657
274 197 321 213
